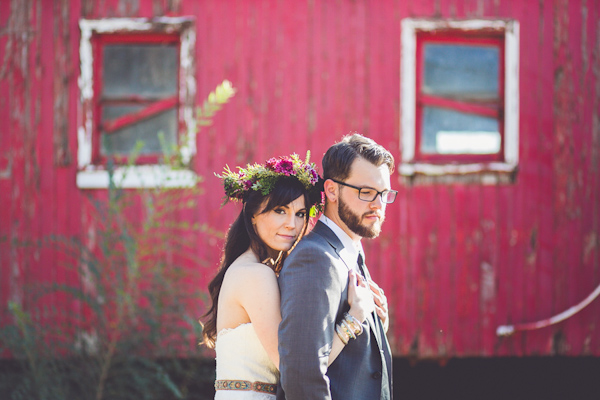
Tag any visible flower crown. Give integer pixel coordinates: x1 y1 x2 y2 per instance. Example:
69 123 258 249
218 152 324 216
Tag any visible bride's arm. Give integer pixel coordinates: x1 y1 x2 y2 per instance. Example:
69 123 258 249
327 270 374 365
240 266 374 369
238 264 282 368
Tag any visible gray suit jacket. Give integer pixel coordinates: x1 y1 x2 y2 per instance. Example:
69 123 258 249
277 221 393 400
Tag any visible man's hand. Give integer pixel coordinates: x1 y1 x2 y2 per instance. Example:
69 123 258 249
368 280 389 333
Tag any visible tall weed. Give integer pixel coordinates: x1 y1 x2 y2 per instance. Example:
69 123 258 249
0 81 236 400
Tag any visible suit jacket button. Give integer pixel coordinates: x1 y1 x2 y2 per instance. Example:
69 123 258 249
372 371 382 379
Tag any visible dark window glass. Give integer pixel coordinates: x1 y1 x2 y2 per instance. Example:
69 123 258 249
103 44 178 98
423 44 499 101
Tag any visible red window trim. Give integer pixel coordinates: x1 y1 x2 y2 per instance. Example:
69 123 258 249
102 96 178 133
91 33 181 165
415 32 505 164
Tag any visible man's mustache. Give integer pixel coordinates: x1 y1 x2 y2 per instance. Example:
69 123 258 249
362 212 383 220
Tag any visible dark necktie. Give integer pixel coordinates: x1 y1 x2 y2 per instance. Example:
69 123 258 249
357 252 382 345
357 252 367 279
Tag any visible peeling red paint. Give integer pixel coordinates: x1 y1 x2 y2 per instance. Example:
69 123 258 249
53 0 72 166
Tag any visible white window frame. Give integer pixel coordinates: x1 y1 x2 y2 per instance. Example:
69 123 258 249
77 17 197 189
400 19 519 177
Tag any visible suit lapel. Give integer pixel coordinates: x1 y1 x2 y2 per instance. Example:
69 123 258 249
311 221 351 272
313 221 386 350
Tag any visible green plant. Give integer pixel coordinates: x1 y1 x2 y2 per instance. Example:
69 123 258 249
0 80 236 400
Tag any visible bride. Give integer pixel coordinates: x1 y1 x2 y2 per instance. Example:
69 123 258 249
202 153 375 399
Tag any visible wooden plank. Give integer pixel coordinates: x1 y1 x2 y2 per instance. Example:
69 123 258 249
407 185 425 357
434 184 455 358
562 0 598 355
53 0 72 166
531 0 557 356
516 0 547 356
289 0 310 155
0 0 12 327
584 0 600 355
454 184 482 356
494 184 513 356
37 0 55 330
479 184 499 356
414 184 436 357
550 0 579 356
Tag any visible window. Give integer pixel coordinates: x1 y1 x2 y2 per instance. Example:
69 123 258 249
78 18 197 188
97 34 179 163
400 19 519 178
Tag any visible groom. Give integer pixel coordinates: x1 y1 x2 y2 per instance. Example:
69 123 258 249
277 133 395 399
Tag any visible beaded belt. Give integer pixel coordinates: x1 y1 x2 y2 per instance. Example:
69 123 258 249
215 379 276 395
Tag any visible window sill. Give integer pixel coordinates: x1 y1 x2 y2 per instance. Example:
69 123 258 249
77 165 198 189
399 162 518 185
400 161 517 176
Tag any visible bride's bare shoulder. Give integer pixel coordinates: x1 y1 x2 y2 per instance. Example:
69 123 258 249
226 250 276 279
221 251 278 302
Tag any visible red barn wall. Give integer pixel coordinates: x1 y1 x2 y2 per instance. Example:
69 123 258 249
1 0 599 358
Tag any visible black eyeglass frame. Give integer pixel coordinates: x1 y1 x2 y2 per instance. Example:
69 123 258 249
330 178 398 204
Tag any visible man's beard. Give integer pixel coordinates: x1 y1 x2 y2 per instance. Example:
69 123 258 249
338 196 384 239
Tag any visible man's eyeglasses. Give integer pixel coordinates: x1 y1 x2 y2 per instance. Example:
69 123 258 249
331 179 398 204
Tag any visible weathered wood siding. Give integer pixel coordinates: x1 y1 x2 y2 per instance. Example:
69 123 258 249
1 0 599 358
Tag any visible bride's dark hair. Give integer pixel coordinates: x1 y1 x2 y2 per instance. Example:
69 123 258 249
201 176 315 348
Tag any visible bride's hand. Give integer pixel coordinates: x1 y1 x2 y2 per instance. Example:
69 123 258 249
347 270 375 323
368 279 389 332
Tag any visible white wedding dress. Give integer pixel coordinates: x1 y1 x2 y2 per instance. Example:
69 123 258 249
214 323 279 399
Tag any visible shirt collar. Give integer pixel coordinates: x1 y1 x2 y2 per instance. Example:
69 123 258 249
319 215 363 270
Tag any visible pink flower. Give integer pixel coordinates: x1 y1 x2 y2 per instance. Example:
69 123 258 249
275 159 294 175
265 158 278 170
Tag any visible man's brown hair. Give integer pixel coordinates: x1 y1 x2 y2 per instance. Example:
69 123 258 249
322 133 395 181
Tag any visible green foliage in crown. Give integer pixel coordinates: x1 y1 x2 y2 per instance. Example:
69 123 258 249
217 152 324 216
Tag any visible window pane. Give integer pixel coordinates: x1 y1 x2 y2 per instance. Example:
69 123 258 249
103 44 178 98
423 44 499 101
421 107 500 154
101 107 177 156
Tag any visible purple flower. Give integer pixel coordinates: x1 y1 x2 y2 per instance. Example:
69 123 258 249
306 166 319 184
275 159 294 175
243 179 253 189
